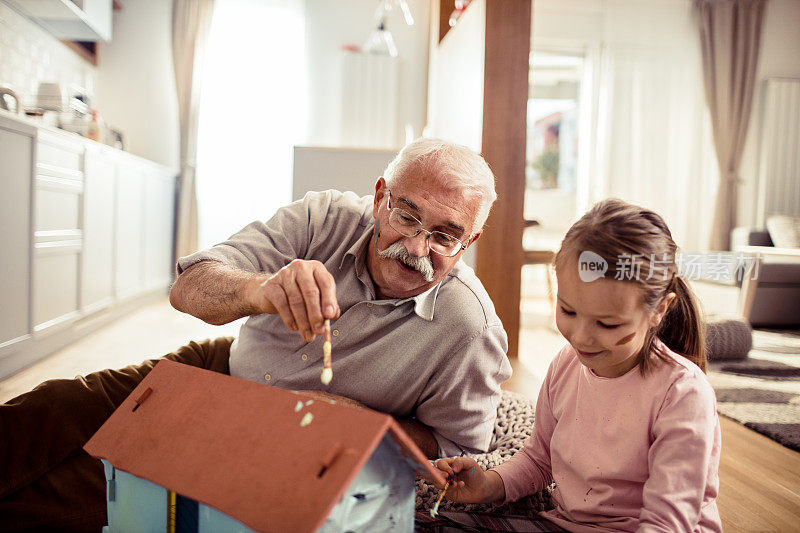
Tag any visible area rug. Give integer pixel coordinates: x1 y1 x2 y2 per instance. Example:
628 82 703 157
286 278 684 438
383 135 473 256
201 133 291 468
708 329 800 452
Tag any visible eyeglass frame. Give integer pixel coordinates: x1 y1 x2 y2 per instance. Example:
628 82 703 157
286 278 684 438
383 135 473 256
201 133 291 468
383 190 473 257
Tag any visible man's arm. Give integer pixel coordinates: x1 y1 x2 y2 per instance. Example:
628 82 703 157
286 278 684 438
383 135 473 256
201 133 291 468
396 418 439 459
170 259 340 342
414 324 511 457
169 261 269 325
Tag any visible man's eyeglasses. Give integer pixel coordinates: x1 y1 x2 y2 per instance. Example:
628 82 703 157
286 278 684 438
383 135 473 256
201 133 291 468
385 191 470 257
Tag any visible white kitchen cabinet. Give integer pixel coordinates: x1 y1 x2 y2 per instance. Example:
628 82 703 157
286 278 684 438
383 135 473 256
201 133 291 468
82 145 116 312
32 242 81 330
32 130 84 333
114 161 145 300
7 0 112 41
0 111 176 380
0 120 34 359
143 168 175 291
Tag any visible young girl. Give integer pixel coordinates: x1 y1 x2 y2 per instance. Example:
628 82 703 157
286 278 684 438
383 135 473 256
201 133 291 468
436 199 722 532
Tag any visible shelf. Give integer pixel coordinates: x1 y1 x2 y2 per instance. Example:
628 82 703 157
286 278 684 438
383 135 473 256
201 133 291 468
8 0 112 42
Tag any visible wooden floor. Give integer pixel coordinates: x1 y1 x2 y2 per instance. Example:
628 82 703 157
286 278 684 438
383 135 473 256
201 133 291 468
2 296 800 531
716 416 800 532
503 357 800 533
0 298 242 403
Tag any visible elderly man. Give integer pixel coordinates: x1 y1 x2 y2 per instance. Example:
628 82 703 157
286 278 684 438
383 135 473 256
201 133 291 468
170 137 511 458
0 138 510 530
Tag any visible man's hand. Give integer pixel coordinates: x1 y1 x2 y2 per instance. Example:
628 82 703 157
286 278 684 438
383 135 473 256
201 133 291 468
245 259 340 343
170 260 340 341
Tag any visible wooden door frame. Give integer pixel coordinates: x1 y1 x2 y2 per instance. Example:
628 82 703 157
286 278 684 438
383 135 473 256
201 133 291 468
433 0 531 358
475 0 531 359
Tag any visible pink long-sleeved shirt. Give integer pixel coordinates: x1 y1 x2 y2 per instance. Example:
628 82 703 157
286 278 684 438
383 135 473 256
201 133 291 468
493 341 722 532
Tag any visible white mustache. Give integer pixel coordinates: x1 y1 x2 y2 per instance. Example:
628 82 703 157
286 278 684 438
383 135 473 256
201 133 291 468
378 242 435 282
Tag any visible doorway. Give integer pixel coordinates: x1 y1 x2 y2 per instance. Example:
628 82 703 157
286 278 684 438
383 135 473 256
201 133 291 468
519 50 587 384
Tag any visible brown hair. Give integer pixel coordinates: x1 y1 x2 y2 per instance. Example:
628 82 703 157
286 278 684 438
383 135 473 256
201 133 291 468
554 198 707 374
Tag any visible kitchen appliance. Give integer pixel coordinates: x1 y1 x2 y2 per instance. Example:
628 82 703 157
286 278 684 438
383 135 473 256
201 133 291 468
37 82 65 111
0 86 22 114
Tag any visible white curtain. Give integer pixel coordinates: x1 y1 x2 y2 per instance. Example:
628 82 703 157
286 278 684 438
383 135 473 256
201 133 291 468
584 3 719 251
196 0 307 249
173 0 216 261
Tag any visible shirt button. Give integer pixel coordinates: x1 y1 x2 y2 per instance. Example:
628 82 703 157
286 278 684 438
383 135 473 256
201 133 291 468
301 354 308 361
366 302 374 308
264 373 271 382
332 329 339 337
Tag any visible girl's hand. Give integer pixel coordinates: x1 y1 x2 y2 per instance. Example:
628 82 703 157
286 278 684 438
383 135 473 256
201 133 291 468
434 457 506 504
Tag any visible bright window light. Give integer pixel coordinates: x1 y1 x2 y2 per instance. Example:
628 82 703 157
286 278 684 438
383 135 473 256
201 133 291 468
196 0 307 249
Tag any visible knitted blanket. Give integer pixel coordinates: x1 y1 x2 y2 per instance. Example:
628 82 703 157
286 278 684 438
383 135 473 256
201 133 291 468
415 390 554 515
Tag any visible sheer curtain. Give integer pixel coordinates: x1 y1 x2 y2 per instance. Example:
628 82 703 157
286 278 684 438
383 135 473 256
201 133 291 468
196 0 307 250
585 3 719 251
172 0 216 260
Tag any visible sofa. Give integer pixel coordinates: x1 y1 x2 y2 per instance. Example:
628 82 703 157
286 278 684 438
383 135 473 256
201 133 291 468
732 216 800 328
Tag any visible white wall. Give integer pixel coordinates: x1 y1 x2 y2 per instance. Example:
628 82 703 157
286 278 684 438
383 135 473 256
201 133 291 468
304 0 430 147
426 0 484 151
93 0 179 171
736 0 800 229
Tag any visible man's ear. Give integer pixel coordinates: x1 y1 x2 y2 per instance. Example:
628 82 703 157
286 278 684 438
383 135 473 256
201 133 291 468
466 231 482 247
456 232 482 258
373 177 387 218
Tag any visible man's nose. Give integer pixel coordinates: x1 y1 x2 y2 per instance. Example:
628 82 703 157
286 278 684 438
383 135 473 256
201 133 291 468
404 231 431 257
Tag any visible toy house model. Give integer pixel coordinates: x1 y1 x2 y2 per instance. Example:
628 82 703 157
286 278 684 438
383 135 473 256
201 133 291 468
84 360 445 532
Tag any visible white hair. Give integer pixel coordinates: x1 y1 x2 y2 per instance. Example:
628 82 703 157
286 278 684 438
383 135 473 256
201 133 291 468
383 137 497 230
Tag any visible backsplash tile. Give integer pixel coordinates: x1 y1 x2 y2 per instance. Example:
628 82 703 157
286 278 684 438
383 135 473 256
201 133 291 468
0 1 95 108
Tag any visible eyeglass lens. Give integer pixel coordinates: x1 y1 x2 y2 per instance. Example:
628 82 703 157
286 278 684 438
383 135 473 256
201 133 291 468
388 208 462 256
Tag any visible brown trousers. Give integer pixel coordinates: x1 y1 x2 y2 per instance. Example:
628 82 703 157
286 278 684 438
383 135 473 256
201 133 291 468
0 337 234 532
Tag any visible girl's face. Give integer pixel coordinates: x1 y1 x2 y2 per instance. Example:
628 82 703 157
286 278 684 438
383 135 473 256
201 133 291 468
555 259 672 378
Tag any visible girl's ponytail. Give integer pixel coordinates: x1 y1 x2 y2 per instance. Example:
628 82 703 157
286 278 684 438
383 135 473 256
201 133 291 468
656 276 707 372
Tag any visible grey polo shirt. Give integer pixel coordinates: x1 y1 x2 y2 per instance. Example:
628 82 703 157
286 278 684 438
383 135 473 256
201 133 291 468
177 190 511 457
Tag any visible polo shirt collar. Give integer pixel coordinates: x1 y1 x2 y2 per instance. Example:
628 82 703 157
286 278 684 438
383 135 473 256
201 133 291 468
411 284 440 321
340 223 441 321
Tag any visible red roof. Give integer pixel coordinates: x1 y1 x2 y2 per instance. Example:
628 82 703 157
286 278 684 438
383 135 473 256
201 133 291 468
84 360 444 532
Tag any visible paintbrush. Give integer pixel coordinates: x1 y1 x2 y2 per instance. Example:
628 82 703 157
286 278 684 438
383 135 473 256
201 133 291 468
320 319 333 385
429 478 451 518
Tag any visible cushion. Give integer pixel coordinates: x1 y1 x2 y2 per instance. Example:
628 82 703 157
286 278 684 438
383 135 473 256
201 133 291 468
766 215 800 249
415 390 554 515
705 319 752 361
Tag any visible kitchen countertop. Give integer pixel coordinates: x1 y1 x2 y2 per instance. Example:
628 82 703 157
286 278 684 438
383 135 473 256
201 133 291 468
0 107 175 174
0 107 38 135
